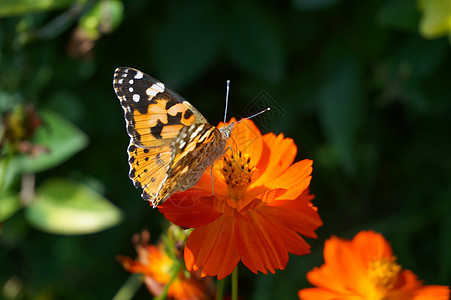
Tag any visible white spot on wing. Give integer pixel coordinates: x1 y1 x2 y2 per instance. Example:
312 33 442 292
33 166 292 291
190 125 204 139
146 83 165 97
129 79 134 84
118 79 123 84
129 87 134 92
134 72 143 79
133 94 140 102
154 82 165 92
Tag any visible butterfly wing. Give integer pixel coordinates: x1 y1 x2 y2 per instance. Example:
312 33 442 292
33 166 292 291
113 67 207 148
150 123 229 206
113 67 210 203
127 142 172 202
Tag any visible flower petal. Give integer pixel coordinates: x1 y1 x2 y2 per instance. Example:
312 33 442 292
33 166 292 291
235 210 292 275
218 118 263 165
266 159 313 201
414 285 451 300
184 215 240 279
352 230 393 263
253 133 297 185
261 191 322 239
298 287 361 300
159 192 221 228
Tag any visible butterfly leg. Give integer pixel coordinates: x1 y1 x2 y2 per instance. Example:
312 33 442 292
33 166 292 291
210 165 215 196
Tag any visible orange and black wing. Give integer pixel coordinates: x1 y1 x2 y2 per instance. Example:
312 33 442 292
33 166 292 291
113 67 207 148
113 67 209 203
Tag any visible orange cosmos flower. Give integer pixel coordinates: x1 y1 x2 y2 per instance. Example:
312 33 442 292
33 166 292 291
117 229 213 300
159 118 322 279
298 230 450 300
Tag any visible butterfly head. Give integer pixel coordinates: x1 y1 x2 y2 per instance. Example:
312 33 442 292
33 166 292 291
219 122 234 138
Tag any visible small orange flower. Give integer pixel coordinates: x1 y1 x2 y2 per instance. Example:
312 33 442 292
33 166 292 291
159 119 322 279
117 230 213 300
298 230 450 300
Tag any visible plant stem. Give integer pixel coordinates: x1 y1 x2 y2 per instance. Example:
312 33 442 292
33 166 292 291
216 276 225 300
112 273 143 300
232 266 238 300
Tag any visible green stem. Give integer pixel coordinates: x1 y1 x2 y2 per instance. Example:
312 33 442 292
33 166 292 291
216 276 226 300
155 260 182 300
231 266 238 300
112 273 143 300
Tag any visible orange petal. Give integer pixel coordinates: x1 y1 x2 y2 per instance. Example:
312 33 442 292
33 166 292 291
308 236 368 295
235 210 292 275
298 287 361 300
217 118 263 165
229 119 263 164
253 133 297 185
194 167 229 197
184 215 240 280
352 230 393 263
265 159 313 202
414 285 450 300
259 193 322 239
159 192 221 228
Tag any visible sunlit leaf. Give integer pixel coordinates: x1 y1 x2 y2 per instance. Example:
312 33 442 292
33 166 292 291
418 0 451 39
0 192 21 222
25 178 122 235
14 110 88 174
0 0 77 18
79 0 123 40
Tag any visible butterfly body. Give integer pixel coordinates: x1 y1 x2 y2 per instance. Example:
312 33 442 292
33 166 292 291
113 67 232 207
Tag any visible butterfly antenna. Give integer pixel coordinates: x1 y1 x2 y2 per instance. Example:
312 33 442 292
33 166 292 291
224 80 230 124
235 107 271 125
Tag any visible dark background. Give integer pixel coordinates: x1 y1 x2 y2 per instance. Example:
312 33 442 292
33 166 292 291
1 0 450 298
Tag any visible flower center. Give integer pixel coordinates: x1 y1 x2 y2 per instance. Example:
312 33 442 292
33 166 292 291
221 150 255 199
367 256 401 295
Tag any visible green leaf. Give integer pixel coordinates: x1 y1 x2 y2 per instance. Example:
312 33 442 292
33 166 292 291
0 0 77 18
0 192 21 222
25 178 122 235
15 110 88 174
418 0 451 39
79 0 123 40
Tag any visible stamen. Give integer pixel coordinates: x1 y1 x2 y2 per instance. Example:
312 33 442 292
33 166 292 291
368 257 401 291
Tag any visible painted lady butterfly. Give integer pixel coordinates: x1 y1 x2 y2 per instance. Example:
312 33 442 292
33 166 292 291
113 67 233 207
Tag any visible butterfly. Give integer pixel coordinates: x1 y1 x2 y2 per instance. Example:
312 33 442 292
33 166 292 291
113 67 233 207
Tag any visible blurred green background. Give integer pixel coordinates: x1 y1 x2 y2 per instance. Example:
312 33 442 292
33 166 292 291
1 0 450 299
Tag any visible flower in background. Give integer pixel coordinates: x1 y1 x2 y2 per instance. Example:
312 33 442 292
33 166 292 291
298 230 450 300
418 0 451 40
117 228 214 300
159 118 322 279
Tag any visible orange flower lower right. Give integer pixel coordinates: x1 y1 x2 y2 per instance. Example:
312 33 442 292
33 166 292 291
298 230 450 300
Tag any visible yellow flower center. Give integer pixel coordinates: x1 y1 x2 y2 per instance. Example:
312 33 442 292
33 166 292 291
221 150 255 199
367 256 401 298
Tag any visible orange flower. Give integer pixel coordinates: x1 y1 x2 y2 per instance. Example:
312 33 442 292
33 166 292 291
298 230 450 300
117 230 213 300
159 118 322 279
